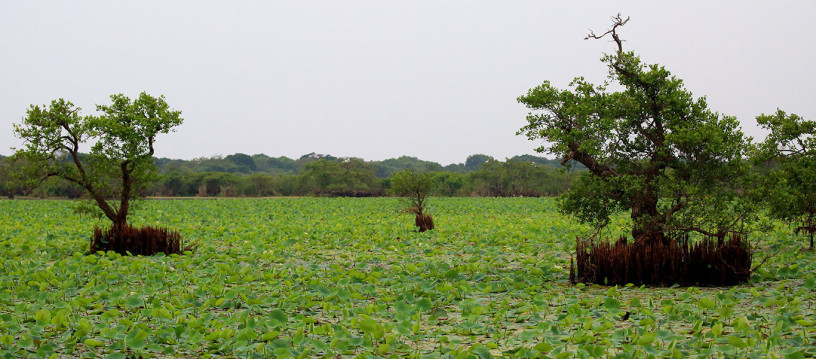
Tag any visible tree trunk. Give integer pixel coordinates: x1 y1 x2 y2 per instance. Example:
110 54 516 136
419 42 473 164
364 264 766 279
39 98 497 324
630 193 664 244
115 199 129 229
115 161 133 229
90 192 119 225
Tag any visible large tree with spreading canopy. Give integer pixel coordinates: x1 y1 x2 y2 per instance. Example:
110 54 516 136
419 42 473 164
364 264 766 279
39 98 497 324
517 15 752 244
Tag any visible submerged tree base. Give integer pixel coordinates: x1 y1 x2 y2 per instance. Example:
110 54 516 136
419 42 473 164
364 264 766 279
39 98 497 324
415 214 435 232
570 235 752 287
91 224 185 256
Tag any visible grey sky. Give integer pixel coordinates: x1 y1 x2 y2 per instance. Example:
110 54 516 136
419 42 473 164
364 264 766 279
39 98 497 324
2 1 814 165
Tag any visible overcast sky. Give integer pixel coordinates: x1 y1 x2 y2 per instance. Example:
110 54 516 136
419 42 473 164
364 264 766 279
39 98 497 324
2 1 814 165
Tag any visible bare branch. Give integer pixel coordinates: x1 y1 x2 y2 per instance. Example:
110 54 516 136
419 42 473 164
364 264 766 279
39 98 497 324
585 14 630 53
750 252 776 273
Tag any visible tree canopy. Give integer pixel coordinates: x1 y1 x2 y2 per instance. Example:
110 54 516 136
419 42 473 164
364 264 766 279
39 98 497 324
754 109 816 248
517 15 751 242
300 159 383 196
13 93 183 227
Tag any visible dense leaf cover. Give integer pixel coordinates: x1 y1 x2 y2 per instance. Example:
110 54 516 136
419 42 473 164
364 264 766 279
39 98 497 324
517 20 753 243
12 93 183 227
754 110 816 249
0 198 813 358
1 154 574 199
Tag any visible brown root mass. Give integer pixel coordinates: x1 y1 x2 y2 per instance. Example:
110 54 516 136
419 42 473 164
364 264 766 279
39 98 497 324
570 234 752 287
91 224 186 256
415 214 435 232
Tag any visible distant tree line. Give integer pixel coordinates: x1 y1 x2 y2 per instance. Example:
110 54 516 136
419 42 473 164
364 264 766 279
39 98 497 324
0 153 576 198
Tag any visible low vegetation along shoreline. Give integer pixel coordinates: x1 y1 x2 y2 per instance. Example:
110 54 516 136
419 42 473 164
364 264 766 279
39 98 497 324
0 153 576 199
1 198 813 358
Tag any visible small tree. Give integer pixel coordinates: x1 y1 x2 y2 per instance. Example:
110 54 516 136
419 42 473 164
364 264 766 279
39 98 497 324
13 93 184 255
754 110 816 249
390 169 434 232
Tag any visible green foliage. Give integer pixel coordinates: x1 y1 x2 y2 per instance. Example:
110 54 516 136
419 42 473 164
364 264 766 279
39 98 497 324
509 154 584 170
12 151 577 198
0 198 813 357
197 172 240 197
252 154 296 173
147 155 574 198
0 156 26 198
224 153 256 173
429 171 466 196
390 169 432 216
13 93 182 226
469 158 572 197
517 18 752 240
372 156 444 178
300 159 383 196
465 154 493 172
754 109 816 248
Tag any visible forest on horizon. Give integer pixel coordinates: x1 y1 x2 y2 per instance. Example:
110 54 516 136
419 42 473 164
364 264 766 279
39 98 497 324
0 152 578 199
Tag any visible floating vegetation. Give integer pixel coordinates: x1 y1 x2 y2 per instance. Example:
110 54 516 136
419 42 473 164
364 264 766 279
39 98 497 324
0 198 813 358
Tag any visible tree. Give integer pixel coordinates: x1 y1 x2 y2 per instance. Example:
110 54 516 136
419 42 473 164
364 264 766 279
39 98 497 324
294 153 336 173
390 169 434 232
429 171 466 196
196 172 240 197
372 156 443 178
754 110 816 249
300 159 383 196
13 93 183 229
225 153 256 173
0 156 26 198
464 154 493 172
241 173 274 196
470 159 571 197
252 154 296 174
517 15 751 244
